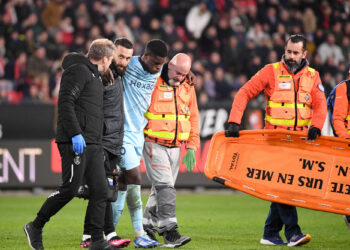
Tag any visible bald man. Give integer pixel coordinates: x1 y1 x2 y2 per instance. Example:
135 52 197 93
142 53 199 248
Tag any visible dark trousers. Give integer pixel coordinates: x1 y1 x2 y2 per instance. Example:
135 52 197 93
263 202 302 241
34 144 107 241
83 150 118 236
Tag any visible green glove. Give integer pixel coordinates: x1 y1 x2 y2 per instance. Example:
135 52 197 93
182 149 196 172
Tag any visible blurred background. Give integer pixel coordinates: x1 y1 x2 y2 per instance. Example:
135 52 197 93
0 0 349 190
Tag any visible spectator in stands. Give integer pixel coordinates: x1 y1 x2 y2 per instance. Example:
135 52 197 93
203 71 215 99
0 36 5 58
129 16 143 43
0 55 5 79
75 16 89 40
0 80 11 103
1 0 350 106
246 55 263 78
302 8 317 34
119 1 136 24
168 40 185 59
186 1 211 39
137 0 153 31
148 18 162 40
214 67 232 101
332 21 343 45
200 25 221 56
265 7 278 33
222 35 239 73
114 17 133 42
344 22 350 39
75 2 91 28
27 46 49 78
232 74 248 91
60 16 74 46
87 26 101 42
246 23 270 46
88 1 107 31
267 50 278 64
341 36 350 63
41 0 65 31
13 51 27 89
46 30 67 61
324 56 339 77
322 72 334 97
216 16 233 46
6 31 26 61
102 22 116 42
206 51 223 73
310 53 325 78
194 73 204 102
161 14 179 45
318 33 345 66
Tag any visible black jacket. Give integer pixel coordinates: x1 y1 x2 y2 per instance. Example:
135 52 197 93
56 53 104 144
102 62 124 155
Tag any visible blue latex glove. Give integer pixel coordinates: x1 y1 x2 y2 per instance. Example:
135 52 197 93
181 149 196 172
72 134 86 154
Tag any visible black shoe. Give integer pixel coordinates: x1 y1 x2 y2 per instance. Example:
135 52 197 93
89 239 120 250
163 229 191 248
24 222 44 250
144 227 157 242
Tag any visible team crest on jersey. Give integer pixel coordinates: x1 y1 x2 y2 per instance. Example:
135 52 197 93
74 155 81 165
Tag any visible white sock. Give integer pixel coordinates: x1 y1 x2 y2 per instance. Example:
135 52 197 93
106 232 117 241
82 234 91 241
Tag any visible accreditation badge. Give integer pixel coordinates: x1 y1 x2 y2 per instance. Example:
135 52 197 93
278 75 292 90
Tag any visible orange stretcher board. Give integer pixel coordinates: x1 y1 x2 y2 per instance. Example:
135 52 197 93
204 130 350 216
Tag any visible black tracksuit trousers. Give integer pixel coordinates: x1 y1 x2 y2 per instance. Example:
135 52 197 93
33 143 107 241
83 150 118 236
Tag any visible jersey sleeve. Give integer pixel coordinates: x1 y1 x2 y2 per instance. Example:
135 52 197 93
310 71 327 130
228 64 271 124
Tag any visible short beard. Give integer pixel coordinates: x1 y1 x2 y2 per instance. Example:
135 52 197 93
116 66 126 76
284 59 300 73
168 79 180 86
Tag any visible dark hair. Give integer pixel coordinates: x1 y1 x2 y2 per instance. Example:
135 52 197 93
114 37 133 49
286 34 307 51
144 39 168 58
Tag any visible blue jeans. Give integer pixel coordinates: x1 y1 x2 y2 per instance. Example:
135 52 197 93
263 202 302 241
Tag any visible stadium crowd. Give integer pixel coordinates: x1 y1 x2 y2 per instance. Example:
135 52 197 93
0 0 350 106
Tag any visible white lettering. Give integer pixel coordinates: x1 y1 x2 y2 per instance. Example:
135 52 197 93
200 109 228 138
0 148 42 183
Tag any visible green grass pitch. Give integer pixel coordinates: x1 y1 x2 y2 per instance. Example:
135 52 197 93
1 191 349 249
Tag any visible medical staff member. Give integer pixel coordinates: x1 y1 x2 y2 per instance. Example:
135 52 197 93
329 68 350 230
225 34 327 247
142 53 199 248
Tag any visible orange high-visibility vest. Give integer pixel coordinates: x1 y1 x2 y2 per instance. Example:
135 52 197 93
332 80 350 137
144 77 198 147
266 62 316 128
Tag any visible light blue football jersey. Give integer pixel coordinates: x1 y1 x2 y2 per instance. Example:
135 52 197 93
122 56 161 143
